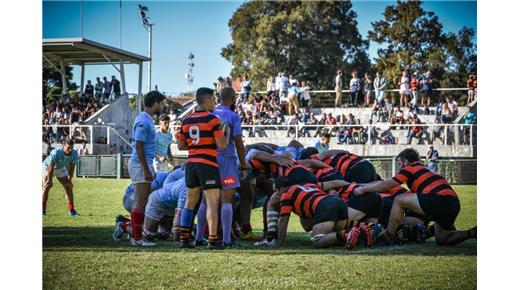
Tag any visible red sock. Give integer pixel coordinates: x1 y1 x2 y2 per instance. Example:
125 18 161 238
67 202 75 211
131 209 144 241
42 202 47 210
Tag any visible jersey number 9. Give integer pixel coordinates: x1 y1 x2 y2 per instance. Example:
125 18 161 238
188 125 200 145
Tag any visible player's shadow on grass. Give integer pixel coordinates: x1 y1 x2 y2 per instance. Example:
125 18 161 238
43 227 476 256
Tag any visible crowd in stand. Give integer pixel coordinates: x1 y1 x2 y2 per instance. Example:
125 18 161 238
42 75 122 143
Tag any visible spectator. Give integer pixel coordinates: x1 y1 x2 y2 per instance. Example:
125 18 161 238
466 74 476 105
299 108 311 137
430 118 443 144
274 72 282 99
380 129 395 144
363 72 372 107
446 96 458 119
382 96 393 122
374 71 387 106
440 102 453 124
78 141 89 156
399 70 410 108
289 75 298 86
252 114 267 137
334 69 343 108
426 145 439 173
287 82 300 115
364 119 379 144
390 106 405 128
410 72 420 109
349 71 361 107
216 76 227 93
463 111 476 145
241 75 252 103
300 81 311 108
279 73 290 103
352 118 364 144
370 101 382 122
408 120 424 144
95 77 103 99
84 80 94 98
325 112 337 136
338 113 355 144
102 76 112 103
286 114 299 137
314 133 331 153
112 75 121 98
266 76 276 97
420 71 433 112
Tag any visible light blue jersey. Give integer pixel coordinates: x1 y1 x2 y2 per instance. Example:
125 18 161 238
155 129 173 158
156 177 187 209
125 171 169 195
43 146 79 169
163 167 185 187
130 112 156 164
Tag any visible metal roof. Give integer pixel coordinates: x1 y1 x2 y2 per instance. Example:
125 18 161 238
42 38 150 65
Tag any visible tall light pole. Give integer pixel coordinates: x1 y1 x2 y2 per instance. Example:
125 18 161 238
139 4 154 93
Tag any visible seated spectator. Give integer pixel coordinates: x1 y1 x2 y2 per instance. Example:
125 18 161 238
370 101 383 122
440 102 453 124
408 120 424 144
314 133 331 153
286 114 299 137
430 118 443 144
445 96 458 119
352 118 364 144
363 119 379 144
338 114 356 144
380 129 395 144
382 96 393 122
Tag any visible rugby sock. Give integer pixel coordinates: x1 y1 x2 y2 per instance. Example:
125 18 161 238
241 224 252 234
67 202 75 211
221 203 233 244
266 211 279 242
336 230 347 244
208 234 219 245
180 208 195 241
195 203 207 242
130 209 144 241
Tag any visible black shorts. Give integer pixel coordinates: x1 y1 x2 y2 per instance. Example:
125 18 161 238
185 163 222 190
344 160 378 183
312 195 349 226
347 192 382 220
416 193 460 231
286 169 318 186
380 194 427 227
317 168 344 182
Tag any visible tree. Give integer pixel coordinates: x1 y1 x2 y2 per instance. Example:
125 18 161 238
368 1 476 103
42 59 75 90
222 0 370 90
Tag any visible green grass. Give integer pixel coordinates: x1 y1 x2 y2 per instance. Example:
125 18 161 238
43 179 477 289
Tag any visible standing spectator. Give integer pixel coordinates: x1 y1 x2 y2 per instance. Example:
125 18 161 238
112 75 121 98
374 71 388 106
287 82 300 115
266 76 276 97
102 76 112 103
314 133 331 153
274 72 282 99
95 77 103 99
364 119 379 144
240 75 252 103
300 81 311 108
410 72 420 109
363 73 372 107
78 141 89 156
289 75 298 86
446 96 459 119
399 70 410 108
279 73 290 103
421 71 433 112
349 71 361 107
466 74 476 105
463 111 476 145
426 145 439 173
334 69 343 108
84 80 94 98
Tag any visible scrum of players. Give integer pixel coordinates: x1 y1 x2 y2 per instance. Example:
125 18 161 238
110 87 477 250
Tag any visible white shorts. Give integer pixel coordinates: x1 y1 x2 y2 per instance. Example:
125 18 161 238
42 164 68 178
122 190 134 213
153 158 170 173
400 85 410 95
145 191 175 222
128 159 155 184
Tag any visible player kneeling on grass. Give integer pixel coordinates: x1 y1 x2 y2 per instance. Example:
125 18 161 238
42 138 79 216
264 177 356 249
113 177 187 245
354 148 477 246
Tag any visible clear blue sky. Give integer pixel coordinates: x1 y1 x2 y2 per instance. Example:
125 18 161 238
43 0 476 95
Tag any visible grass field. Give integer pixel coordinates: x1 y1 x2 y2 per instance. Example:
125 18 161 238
43 179 477 289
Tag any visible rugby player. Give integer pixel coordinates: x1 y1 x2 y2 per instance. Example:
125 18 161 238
153 114 173 172
42 138 79 216
127 91 166 246
177 87 229 249
354 148 477 246
310 149 379 183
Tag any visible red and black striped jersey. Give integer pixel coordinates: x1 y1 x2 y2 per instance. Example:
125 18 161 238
380 185 411 198
280 183 331 219
392 161 457 196
177 111 223 167
335 182 360 202
314 167 343 182
324 152 362 178
249 157 314 180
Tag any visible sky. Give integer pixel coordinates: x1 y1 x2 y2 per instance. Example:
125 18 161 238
42 0 477 95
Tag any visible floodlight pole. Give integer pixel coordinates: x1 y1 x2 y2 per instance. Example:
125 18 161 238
147 24 153 93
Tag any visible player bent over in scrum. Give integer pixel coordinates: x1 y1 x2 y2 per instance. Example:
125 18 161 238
114 177 187 244
267 177 354 249
354 148 477 246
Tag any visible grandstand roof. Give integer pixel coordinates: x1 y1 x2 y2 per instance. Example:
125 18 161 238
42 38 150 65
